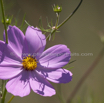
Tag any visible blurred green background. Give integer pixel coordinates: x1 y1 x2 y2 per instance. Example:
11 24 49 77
0 0 104 103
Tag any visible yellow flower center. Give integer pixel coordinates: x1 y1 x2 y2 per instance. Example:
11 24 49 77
22 55 38 70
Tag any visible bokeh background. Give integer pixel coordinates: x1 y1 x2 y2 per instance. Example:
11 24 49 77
0 0 104 103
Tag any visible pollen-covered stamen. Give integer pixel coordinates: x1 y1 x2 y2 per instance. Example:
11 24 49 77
22 55 38 70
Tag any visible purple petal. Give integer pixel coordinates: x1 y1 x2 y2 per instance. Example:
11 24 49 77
4 26 25 57
0 41 22 63
22 26 46 58
37 67 73 83
30 71 56 96
39 45 71 68
0 63 23 80
6 70 30 97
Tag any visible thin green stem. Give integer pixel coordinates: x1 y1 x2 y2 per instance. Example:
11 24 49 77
0 0 8 44
47 0 83 40
68 60 76 65
67 47 104 103
55 13 59 27
8 95 15 103
1 80 4 93
46 29 56 40
57 0 83 29
0 1 8 102
1 80 8 103
1 87 7 103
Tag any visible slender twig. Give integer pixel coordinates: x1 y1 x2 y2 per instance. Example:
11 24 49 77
0 0 8 44
0 0 8 103
57 0 83 29
8 95 15 103
55 13 60 27
67 47 104 103
68 60 76 65
47 0 83 40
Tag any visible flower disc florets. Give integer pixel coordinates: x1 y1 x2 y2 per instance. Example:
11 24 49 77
22 55 38 70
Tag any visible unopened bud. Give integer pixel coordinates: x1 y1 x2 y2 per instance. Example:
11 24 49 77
53 5 62 13
2 18 11 25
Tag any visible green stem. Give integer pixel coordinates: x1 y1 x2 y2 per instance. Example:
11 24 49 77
57 0 83 29
46 29 56 40
67 47 104 103
1 80 4 93
0 0 8 102
55 13 59 27
47 0 83 40
0 0 8 44
1 87 7 103
8 95 15 103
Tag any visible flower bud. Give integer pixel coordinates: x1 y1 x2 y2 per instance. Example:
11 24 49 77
2 18 11 25
53 5 62 13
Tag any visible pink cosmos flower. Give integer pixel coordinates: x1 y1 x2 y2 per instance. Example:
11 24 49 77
0 26 72 97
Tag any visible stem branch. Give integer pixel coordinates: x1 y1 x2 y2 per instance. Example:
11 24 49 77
47 0 83 40
57 0 83 29
0 0 8 102
1 87 7 103
8 95 15 103
0 0 8 44
55 13 59 27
